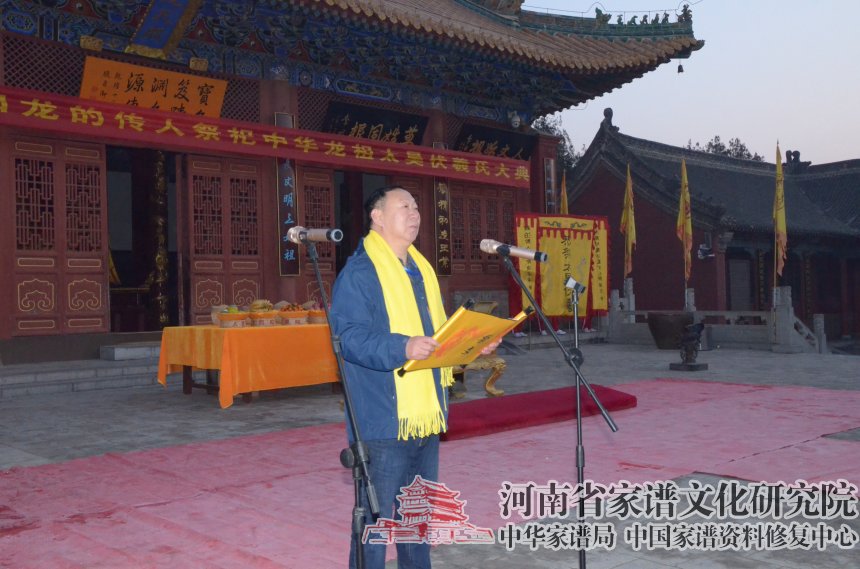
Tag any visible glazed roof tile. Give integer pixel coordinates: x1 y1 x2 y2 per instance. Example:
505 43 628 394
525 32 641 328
299 0 701 72
572 121 860 238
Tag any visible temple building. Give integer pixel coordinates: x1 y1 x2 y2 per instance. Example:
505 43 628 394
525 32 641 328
0 0 701 359
567 110 860 339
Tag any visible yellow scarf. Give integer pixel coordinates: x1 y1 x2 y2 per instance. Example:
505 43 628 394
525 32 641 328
363 230 454 440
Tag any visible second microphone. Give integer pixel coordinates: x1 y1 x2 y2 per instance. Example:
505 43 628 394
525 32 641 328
287 226 344 245
480 239 548 262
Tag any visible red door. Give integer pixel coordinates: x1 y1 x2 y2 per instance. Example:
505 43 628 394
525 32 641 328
184 155 263 325
8 137 109 335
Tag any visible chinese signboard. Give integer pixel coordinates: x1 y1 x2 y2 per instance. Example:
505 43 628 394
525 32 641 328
321 101 428 145
277 159 300 275
434 179 452 275
0 85 530 189
454 124 536 160
80 57 227 117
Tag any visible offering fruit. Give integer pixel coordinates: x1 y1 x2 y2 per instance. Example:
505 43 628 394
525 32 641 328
249 299 274 313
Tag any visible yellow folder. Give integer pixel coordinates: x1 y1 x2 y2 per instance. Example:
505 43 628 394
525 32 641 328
398 303 533 375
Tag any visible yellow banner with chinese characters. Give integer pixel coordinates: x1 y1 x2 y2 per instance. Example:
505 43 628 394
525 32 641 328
539 228 594 316
590 219 609 312
773 144 787 277
80 56 227 118
539 228 567 315
514 214 609 317
516 216 540 310
538 216 596 232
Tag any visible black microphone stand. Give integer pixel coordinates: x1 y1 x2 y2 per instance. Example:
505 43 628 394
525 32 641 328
501 253 618 569
304 239 378 569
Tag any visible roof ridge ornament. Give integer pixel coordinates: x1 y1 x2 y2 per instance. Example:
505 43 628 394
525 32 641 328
601 108 619 132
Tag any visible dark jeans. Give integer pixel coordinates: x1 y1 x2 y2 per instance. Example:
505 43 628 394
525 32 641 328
348 436 439 569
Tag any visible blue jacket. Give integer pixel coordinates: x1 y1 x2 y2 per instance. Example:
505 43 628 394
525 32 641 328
330 240 446 441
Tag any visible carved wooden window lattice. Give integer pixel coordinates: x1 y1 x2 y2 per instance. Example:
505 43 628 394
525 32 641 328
468 198 482 261
229 176 259 256
15 158 55 251
451 196 465 261
192 174 223 255
485 198 499 241
303 185 334 260
65 163 102 252
449 186 516 270
502 201 515 245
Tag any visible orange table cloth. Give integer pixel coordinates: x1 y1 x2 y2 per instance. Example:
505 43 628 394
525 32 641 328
157 325 338 408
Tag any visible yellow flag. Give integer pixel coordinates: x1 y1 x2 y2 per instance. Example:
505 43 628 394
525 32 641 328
676 159 693 283
516 217 539 309
773 144 787 277
559 171 569 214
620 164 636 278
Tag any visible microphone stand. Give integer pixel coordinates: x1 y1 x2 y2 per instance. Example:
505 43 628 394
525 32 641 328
500 253 618 569
568 284 585 368
303 238 378 569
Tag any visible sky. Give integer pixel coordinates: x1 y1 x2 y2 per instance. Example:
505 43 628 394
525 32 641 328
521 0 860 165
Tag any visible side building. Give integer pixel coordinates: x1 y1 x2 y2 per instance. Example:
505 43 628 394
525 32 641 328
567 110 860 339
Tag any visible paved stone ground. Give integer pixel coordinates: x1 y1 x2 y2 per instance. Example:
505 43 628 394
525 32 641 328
1 340 857 567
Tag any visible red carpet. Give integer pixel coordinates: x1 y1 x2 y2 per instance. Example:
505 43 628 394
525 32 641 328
3 380 859 568
442 385 637 441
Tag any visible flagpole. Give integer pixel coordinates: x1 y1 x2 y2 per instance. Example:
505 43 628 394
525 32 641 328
772 236 778 308
683 248 688 309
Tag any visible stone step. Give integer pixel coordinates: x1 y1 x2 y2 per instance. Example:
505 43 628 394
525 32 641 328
0 372 163 399
100 341 161 361
0 358 161 400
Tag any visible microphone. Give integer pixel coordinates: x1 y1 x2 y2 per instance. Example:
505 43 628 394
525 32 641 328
287 226 344 245
480 239 548 262
565 276 587 295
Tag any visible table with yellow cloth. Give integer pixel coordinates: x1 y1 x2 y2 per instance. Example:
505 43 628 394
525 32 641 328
157 325 338 408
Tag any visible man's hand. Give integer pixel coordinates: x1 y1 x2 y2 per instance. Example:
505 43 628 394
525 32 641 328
480 337 502 356
406 336 439 360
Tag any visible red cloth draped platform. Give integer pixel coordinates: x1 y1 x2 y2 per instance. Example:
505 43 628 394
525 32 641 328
442 385 637 441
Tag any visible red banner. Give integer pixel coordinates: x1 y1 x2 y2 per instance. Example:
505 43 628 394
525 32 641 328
0 86 530 189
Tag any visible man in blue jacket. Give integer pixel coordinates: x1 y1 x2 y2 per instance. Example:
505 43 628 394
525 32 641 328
331 185 496 569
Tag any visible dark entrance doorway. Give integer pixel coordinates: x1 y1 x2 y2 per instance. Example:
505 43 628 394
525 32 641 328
333 172 431 273
106 147 179 331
